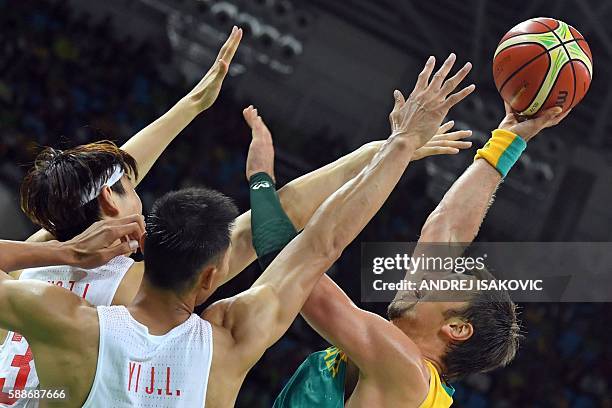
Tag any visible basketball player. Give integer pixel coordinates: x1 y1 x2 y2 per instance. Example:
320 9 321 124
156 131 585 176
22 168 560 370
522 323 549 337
0 26 245 406
0 24 361 405
249 94 570 405
0 27 475 407
0 53 474 407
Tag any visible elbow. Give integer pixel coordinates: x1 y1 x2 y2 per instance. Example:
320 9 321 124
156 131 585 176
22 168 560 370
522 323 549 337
277 183 304 229
326 237 344 264
307 227 343 266
316 238 343 266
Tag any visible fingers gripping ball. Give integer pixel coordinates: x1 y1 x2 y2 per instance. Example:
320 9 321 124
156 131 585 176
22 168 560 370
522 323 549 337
493 18 593 115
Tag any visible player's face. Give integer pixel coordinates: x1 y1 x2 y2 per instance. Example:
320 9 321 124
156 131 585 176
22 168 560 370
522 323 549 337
394 272 478 339
114 176 143 218
399 301 470 337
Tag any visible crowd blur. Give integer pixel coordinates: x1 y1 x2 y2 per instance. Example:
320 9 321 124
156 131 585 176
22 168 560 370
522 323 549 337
0 1 608 406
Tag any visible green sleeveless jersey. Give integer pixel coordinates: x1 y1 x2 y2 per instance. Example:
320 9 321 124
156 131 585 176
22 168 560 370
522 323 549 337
273 346 347 408
274 347 455 408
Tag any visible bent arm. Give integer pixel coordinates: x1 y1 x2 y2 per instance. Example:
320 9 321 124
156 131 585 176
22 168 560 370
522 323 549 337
5 216 144 271
418 103 569 245
224 140 384 283
0 240 73 272
0 269 88 342
224 134 419 367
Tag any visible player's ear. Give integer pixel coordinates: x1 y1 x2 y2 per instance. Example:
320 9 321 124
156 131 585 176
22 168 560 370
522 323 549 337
198 264 217 291
441 317 473 342
98 185 121 217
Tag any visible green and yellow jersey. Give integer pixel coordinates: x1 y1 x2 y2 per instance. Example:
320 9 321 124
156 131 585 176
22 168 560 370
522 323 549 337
273 346 454 408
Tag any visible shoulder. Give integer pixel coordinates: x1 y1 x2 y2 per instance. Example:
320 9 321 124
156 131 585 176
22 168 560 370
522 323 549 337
112 261 144 305
358 319 430 396
201 299 234 347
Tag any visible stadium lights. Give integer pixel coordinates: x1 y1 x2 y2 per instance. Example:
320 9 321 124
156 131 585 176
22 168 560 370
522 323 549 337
236 12 263 37
210 2 238 26
278 34 302 58
140 0 308 76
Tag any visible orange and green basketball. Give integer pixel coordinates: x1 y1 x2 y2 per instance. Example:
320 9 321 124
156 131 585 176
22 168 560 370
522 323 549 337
493 17 593 116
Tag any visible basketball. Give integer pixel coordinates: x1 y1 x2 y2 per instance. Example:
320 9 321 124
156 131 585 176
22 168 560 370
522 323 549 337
493 17 593 116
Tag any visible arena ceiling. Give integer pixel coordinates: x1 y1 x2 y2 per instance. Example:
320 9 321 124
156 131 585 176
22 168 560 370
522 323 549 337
309 0 612 149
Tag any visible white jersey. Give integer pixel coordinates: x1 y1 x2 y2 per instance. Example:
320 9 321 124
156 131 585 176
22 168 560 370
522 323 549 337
0 256 134 408
83 306 213 408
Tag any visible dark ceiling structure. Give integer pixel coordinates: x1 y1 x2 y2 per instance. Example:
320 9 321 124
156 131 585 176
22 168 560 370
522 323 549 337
310 0 612 150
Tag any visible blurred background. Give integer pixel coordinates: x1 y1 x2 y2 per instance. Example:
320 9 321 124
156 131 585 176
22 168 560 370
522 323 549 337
0 0 610 406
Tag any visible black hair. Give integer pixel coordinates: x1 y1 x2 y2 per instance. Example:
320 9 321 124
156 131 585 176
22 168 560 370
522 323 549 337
144 187 239 292
387 288 521 380
442 290 522 380
20 140 138 241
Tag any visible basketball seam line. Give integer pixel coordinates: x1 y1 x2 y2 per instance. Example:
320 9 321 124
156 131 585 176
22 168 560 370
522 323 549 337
521 51 553 113
499 18 560 43
497 38 586 113
532 59 572 115
533 20 577 110
497 40 567 94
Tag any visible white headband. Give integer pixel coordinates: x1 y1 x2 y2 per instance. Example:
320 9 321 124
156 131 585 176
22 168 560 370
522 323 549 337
80 165 125 205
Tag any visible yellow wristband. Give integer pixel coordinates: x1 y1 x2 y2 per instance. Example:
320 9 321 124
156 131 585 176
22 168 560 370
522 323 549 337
474 129 526 177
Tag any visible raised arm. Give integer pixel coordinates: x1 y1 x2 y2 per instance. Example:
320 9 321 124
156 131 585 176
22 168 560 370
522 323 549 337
419 102 569 244
224 106 472 283
216 54 476 368
389 103 570 308
122 27 242 186
298 57 480 379
23 29 242 244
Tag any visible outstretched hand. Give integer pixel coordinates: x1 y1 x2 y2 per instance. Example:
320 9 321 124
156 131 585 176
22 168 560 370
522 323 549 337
63 215 145 269
389 54 475 148
243 105 275 182
498 102 570 142
412 120 472 160
185 26 243 112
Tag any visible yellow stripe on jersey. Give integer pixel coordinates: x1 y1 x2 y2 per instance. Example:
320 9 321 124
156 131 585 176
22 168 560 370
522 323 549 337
418 360 454 408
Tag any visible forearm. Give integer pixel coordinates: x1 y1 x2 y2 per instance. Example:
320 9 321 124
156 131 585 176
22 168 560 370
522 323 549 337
310 136 416 254
301 274 357 344
246 175 349 345
419 159 502 244
278 140 384 230
257 134 418 324
225 140 384 282
0 240 72 272
121 98 200 186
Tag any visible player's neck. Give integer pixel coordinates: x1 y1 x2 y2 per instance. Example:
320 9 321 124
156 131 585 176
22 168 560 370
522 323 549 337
128 280 195 335
421 354 445 378
404 331 447 376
